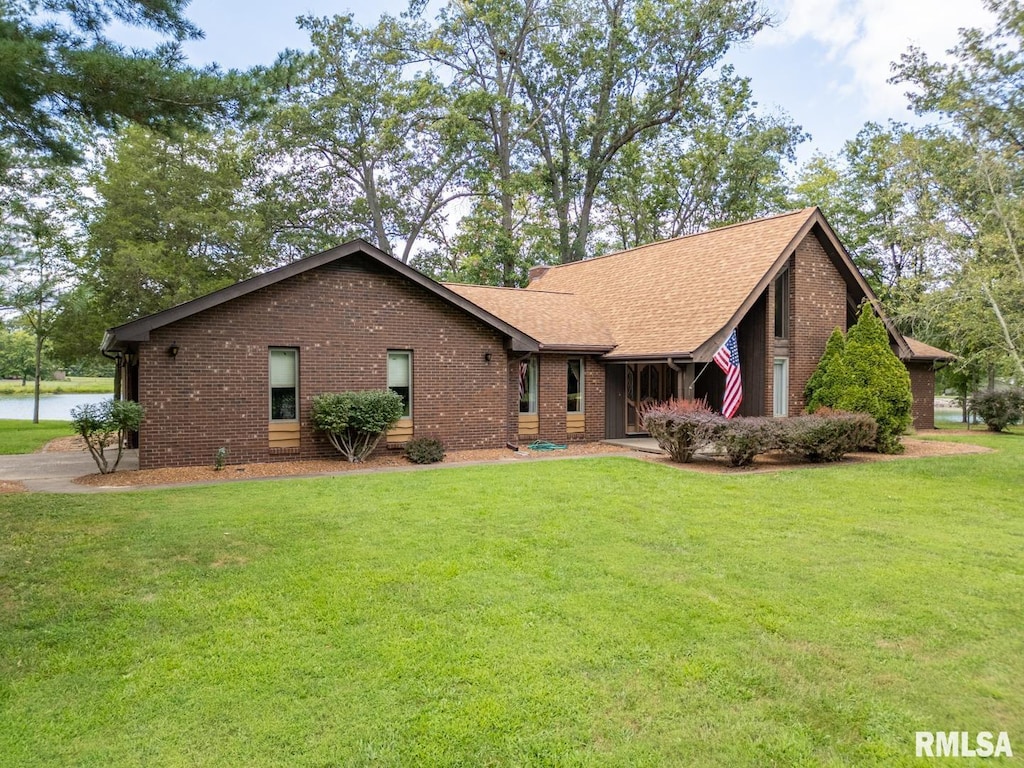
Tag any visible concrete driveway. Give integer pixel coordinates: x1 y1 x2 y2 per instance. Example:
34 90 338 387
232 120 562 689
0 449 138 493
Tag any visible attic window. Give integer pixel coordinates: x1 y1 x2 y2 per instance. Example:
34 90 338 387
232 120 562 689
774 268 790 340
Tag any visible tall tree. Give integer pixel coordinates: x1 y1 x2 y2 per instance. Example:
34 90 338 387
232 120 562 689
420 0 545 284
792 123 948 298
517 0 769 262
80 125 280 332
600 73 803 250
257 14 473 263
0 0 254 178
0 166 79 421
891 0 1024 379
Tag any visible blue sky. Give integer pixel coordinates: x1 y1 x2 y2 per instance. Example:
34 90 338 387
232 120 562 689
116 0 995 165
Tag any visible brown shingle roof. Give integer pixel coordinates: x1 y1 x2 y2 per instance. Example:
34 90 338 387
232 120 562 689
529 208 818 358
904 336 956 361
442 283 615 351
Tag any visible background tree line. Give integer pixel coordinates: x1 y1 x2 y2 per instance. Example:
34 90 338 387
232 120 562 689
1 0 1021 406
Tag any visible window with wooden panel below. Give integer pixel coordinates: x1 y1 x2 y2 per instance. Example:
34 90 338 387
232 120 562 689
387 350 413 444
269 348 299 448
518 357 538 435
567 358 585 434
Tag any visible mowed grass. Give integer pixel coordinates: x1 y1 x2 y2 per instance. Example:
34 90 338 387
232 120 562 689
1 433 1021 766
0 376 113 395
0 419 73 454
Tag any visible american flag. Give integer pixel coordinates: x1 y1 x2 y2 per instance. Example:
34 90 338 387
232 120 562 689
713 330 742 418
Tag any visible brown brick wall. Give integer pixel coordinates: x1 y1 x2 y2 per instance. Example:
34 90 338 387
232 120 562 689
510 353 606 445
907 362 936 429
789 234 848 414
137 255 509 469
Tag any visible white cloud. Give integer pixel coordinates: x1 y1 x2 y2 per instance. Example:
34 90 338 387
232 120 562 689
758 0 995 117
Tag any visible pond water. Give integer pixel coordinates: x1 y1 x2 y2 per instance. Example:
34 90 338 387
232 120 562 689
0 393 113 421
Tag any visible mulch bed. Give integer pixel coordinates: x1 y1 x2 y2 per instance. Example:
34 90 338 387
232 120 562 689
631 436 991 474
33 433 991 489
71 441 627 488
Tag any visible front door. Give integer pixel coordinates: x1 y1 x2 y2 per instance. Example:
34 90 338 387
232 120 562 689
625 363 676 433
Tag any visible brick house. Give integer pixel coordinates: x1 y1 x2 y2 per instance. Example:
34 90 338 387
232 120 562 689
102 207 952 469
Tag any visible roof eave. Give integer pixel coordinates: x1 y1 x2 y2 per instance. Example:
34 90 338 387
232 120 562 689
101 239 541 354
539 343 617 353
601 351 695 362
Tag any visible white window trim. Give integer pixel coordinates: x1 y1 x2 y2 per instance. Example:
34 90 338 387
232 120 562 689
567 358 584 413
269 347 299 422
520 357 538 415
387 350 413 418
773 357 789 417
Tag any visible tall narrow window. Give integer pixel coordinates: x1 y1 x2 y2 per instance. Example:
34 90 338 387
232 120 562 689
270 348 298 421
567 359 584 413
519 357 538 414
388 351 412 418
774 268 790 339
773 357 789 417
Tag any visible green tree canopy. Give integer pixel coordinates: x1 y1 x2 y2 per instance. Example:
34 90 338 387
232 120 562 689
0 0 256 177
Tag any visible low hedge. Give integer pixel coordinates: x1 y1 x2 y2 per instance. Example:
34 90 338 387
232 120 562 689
776 412 877 463
641 401 877 467
718 417 779 467
641 398 726 463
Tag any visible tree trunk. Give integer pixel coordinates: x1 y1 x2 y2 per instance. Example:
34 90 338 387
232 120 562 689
32 331 42 424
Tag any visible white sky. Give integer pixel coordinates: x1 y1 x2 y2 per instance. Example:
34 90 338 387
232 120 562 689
117 0 997 163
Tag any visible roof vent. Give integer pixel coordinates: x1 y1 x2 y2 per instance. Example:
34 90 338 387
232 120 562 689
528 265 550 282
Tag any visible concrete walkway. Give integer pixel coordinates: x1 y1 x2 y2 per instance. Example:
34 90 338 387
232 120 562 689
0 449 138 493
602 437 666 454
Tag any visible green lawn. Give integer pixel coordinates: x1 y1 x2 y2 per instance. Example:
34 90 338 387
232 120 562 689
0 376 113 395
0 419 73 454
1 433 1021 766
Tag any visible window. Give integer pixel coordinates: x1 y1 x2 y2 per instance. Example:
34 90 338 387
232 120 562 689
388 351 412 418
567 359 584 413
270 348 298 421
519 357 538 414
774 268 790 339
773 357 789 417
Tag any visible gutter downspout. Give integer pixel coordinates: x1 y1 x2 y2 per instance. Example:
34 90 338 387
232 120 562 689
101 348 122 401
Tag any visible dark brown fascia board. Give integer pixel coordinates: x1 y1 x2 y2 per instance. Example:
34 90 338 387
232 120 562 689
691 208 912 361
601 351 695 362
539 344 618 354
101 239 540 354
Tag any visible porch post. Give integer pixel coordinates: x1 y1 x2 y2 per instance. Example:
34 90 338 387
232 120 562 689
682 363 695 399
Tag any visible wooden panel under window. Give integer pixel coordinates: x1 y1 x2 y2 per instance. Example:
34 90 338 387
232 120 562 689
566 413 585 434
387 417 414 443
269 422 300 448
518 413 539 436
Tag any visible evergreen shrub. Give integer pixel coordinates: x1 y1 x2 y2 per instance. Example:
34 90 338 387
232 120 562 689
804 306 912 453
404 437 445 464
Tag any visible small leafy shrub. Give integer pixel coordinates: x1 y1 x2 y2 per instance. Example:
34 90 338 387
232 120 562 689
776 412 877 462
70 399 144 474
404 437 445 464
311 390 404 462
214 446 228 471
640 398 726 463
969 388 1024 432
717 418 779 467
